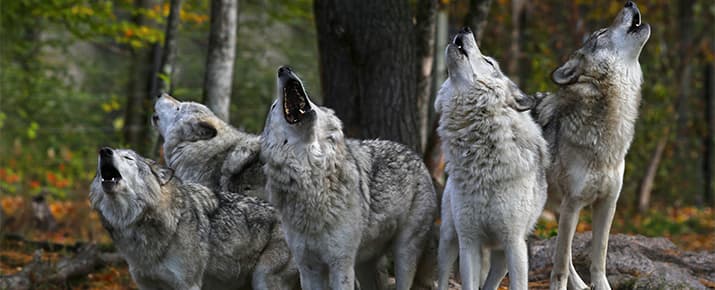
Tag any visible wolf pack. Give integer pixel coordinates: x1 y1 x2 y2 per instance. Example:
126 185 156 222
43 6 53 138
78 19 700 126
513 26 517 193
89 2 650 290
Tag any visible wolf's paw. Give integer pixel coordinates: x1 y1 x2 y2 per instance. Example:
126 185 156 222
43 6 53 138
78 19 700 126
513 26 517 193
589 275 611 290
568 273 589 290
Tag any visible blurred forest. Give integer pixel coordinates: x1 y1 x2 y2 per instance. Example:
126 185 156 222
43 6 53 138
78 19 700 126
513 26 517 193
0 0 714 288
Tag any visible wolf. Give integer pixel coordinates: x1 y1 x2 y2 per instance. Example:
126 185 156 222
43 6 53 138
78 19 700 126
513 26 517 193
434 27 549 290
530 2 651 290
89 147 297 290
154 94 397 290
153 94 266 200
260 66 438 290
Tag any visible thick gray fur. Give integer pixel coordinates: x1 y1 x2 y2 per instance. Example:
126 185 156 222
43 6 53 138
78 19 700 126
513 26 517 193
530 2 650 290
261 67 438 290
89 148 297 290
434 29 549 290
153 94 266 200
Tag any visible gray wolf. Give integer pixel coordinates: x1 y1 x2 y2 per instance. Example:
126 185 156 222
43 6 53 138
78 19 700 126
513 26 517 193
530 2 650 289
434 27 548 290
153 94 266 200
89 147 297 290
260 66 438 290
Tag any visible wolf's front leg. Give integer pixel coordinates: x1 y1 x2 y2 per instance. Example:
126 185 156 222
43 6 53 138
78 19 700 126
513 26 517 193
589 170 622 290
437 217 458 290
505 238 529 290
457 238 482 290
481 249 506 290
297 262 327 290
437 179 458 290
329 258 356 290
550 196 587 290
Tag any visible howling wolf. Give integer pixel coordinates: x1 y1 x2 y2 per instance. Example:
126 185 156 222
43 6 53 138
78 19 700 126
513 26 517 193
531 1 651 289
153 94 266 200
435 27 548 290
89 147 297 289
260 66 438 290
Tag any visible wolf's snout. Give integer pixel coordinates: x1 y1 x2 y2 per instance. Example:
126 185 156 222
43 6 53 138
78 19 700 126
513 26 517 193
458 26 472 34
99 147 113 157
98 147 122 192
624 1 634 8
278 66 293 77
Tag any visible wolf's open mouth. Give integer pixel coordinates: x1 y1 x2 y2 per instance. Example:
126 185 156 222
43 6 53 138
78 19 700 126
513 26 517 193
100 158 121 186
282 79 312 124
627 10 642 33
454 35 468 57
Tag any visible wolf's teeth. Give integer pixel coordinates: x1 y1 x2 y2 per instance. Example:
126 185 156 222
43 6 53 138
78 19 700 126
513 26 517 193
299 109 305 114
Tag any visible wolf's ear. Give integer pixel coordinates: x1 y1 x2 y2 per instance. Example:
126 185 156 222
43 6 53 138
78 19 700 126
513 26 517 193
508 83 534 112
552 58 582 85
190 121 217 141
150 164 174 185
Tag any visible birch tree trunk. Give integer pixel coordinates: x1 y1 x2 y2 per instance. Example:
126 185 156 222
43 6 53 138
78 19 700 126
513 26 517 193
157 0 182 95
203 0 238 122
415 0 438 152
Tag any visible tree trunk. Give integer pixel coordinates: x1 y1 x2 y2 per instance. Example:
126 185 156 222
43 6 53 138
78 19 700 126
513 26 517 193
704 53 714 206
203 0 238 122
507 0 527 84
464 0 493 43
415 0 438 153
638 131 668 213
674 0 696 205
149 0 183 159
424 5 449 189
157 0 183 95
123 0 158 155
314 0 420 152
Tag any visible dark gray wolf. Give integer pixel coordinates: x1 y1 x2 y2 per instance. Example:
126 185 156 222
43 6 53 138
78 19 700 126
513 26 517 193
531 2 650 289
153 94 266 200
89 147 297 289
260 66 438 290
435 27 549 290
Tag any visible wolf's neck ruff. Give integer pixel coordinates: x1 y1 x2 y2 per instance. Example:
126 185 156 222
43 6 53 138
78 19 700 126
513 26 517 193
262 138 360 234
556 66 642 164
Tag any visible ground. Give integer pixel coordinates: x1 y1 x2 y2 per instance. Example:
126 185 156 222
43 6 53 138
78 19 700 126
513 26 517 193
0 196 713 289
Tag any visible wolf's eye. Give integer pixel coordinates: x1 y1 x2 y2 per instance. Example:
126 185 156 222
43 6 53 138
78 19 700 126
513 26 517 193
483 57 495 68
124 156 134 161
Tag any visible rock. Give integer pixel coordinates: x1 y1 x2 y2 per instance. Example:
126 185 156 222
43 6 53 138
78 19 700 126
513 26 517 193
529 232 715 289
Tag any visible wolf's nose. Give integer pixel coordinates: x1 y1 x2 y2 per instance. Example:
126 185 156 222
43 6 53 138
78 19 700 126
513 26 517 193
624 1 634 8
99 147 113 157
459 26 472 34
278 66 293 75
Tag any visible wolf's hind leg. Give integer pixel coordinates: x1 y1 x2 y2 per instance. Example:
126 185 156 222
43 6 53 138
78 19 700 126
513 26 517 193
393 228 427 290
481 249 506 290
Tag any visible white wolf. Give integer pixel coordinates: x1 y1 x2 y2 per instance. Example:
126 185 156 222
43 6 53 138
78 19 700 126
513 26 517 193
435 27 548 290
261 66 438 290
531 2 651 290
